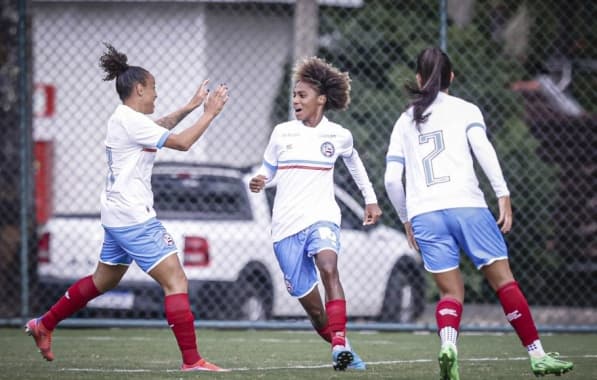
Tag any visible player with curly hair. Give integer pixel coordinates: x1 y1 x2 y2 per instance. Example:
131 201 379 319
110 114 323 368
250 56 382 371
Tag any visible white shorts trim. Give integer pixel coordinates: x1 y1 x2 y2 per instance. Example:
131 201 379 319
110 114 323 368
296 281 319 299
425 264 460 274
146 250 178 273
476 256 509 270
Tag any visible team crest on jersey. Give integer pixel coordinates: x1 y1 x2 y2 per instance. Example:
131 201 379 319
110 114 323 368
320 141 335 157
163 233 174 246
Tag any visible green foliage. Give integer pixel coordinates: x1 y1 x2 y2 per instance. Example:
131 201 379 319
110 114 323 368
466 116 561 302
485 117 564 302
323 0 565 303
317 0 537 230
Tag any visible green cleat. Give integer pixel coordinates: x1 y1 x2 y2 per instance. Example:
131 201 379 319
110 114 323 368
531 352 574 377
438 343 459 380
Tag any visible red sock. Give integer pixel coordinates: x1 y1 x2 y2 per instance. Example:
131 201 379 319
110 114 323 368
41 275 101 330
497 281 539 346
165 293 200 365
316 324 332 343
435 297 463 333
326 299 347 347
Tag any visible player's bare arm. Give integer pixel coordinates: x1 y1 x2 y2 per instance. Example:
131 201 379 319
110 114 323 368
156 80 210 130
163 84 229 151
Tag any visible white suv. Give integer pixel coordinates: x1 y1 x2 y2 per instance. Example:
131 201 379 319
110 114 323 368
37 162 425 322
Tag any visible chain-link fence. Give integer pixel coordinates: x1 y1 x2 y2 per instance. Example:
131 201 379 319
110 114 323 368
1 0 595 330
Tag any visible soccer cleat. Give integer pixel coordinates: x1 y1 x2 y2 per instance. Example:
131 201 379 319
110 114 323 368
332 345 354 371
530 352 573 377
25 318 54 361
180 358 230 372
347 350 367 370
438 343 459 380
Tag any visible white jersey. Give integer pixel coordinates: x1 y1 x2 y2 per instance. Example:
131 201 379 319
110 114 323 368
385 92 509 221
100 104 170 227
257 117 377 242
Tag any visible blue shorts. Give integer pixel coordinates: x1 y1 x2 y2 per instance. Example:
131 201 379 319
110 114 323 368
100 218 178 273
411 208 508 273
273 221 341 298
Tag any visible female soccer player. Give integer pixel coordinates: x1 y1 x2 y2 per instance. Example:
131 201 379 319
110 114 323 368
384 47 573 379
26 43 229 372
249 56 382 371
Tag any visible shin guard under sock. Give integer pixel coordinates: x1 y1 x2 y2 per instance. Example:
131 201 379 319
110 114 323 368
41 275 101 330
165 293 200 365
326 299 347 347
497 281 539 346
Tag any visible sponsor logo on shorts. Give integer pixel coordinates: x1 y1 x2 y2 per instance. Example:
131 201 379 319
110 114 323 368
320 141 335 157
163 233 174 246
318 226 337 243
284 279 293 294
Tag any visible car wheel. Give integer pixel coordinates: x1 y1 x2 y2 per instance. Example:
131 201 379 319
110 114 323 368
239 287 268 321
236 262 274 321
379 258 426 323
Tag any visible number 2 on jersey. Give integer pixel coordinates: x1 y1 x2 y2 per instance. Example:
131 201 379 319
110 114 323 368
419 131 450 186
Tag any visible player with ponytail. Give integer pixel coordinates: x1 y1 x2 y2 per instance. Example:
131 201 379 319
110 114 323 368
385 47 573 379
26 43 229 372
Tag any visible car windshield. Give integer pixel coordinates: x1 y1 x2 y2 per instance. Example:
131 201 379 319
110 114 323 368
152 173 252 220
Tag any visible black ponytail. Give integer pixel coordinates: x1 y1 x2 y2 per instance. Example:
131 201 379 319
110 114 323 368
99 42 149 101
405 47 452 127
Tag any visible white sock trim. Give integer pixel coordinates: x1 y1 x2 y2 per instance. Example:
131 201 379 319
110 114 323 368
527 339 546 358
439 326 458 346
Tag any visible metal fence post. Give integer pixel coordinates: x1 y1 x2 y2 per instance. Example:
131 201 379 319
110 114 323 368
18 0 32 320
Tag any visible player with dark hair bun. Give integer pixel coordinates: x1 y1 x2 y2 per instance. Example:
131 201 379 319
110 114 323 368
385 46 574 379
26 43 230 372
250 56 382 371
99 43 151 102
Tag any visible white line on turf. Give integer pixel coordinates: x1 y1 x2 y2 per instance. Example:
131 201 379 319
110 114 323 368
58 354 597 373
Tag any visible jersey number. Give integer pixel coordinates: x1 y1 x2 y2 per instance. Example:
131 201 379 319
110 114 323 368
105 147 115 191
419 131 450 186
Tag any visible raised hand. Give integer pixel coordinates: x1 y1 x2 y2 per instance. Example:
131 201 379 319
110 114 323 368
204 84 229 118
186 79 210 111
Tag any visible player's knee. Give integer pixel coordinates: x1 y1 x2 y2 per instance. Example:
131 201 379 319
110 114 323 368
160 273 188 295
318 263 339 281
